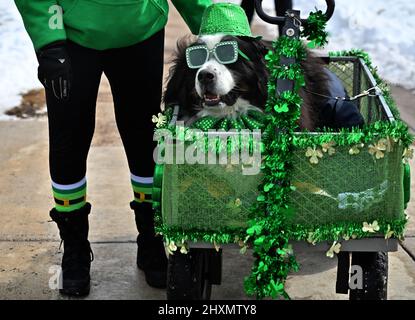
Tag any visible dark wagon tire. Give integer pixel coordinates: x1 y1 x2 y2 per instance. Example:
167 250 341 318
349 252 388 300
167 248 219 300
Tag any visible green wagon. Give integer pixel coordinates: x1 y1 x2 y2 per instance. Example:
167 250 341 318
152 0 412 300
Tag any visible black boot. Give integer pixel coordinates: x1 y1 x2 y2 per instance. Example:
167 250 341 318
50 203 93 297
130 201 167 289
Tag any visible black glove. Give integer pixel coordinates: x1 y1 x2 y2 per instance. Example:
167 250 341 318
37 42 71 100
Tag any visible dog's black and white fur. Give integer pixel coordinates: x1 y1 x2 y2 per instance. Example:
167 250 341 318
164 34 333 131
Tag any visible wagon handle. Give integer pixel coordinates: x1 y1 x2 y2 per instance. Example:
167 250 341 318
254 0 335 25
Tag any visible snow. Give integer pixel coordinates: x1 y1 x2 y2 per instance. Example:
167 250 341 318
296 0 415 91
1 1 414 118
0 2 41 119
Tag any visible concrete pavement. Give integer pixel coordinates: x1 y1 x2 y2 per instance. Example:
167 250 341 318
0 4 415 300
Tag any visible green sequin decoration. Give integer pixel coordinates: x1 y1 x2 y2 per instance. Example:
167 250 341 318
241 115 264 130
217 118 230 131
193 116 218 131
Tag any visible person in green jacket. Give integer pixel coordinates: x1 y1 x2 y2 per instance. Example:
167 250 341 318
14 0 211 297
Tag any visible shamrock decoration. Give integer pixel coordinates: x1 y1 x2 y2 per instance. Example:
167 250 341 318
403 147 414 164
180 245 188 254
152 112 167 128
385 224 394 240
274 102 289 113
239 240 248 254
240 245 248 254
368 138 391 160
322 141 336 155
349 143 364 155
285 244 294 256
307 232 316 245
305 146 323 164
332 62 347 72
362 220 380 233
166 240 177 254
326 241 341 258
213 241 221 252
226 198 243 214
167 239 188 254
269 280 285 299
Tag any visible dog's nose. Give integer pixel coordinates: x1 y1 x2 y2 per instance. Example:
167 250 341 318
198 70 215 84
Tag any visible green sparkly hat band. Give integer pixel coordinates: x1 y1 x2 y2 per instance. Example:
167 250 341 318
199 3 258 38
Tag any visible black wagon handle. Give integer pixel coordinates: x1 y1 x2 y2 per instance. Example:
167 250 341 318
254 0 335 25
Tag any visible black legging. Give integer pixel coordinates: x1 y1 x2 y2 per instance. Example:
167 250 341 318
46 29 165 185
241 0 293 34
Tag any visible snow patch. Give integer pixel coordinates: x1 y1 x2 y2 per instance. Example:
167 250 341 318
0 2 41 118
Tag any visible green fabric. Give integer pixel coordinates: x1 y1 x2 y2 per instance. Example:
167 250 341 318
14 0 67 51
131 180 153 203
131 179 151 189
55 201 86 212
53 188 86 201
133 198 152 204
53 184 87 212
199 3 255 38
52 183 86 195
404 163 411 208
15 0 212 51
132 185 153 194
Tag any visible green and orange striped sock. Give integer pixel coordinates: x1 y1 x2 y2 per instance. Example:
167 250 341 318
131 174 153 204
52 177 87 212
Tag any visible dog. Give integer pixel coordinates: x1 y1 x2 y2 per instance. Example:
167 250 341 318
164 34 363 131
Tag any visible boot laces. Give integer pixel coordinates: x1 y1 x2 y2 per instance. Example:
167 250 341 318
58 240 94 262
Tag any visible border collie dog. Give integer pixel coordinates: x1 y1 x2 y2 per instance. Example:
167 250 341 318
164 34 363 131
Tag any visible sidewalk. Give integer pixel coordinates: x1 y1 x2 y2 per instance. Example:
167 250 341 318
0 5 414 300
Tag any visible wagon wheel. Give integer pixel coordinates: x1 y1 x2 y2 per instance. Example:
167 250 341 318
349 252 388 300
167 249 221 300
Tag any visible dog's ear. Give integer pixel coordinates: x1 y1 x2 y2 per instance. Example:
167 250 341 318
163 36 198 109
251 39 272 62
238 37 271 62
231 37 270 108
249 39 270 106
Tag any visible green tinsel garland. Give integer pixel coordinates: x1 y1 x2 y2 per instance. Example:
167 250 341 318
156 216 408 252
301 10 329 48
243 34 307 299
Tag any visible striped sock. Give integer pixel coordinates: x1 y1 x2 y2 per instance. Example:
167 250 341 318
131 174 153 204
52 177 87 212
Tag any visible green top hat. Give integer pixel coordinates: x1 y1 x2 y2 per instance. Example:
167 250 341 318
199 2 259 38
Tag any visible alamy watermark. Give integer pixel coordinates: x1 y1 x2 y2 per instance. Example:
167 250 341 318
153 123 262 175
48 265 63 290
48 5 64 30
349 265 363 290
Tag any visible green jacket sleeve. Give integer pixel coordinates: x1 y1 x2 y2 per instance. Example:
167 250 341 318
14 0 67 51
171 0 212 35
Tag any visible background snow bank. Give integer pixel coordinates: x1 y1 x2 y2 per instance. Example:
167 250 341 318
1 1 414 117
0 2 40 119
298 0 415 92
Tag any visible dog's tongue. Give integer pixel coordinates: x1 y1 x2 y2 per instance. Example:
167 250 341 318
205 93 218 99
